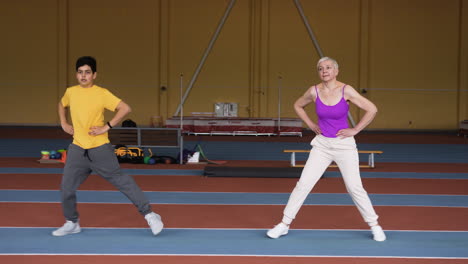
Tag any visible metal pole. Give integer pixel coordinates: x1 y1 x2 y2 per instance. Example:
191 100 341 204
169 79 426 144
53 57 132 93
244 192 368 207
293 0 324 58
347 105 357 127
179 73 184 164
278 75 282 135
173 0 237 116
293 0 356 127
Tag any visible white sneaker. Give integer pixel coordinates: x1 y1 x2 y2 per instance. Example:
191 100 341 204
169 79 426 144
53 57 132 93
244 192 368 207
266 223 289 239
145 212 163 236
52 220 81 236
371 225 386 241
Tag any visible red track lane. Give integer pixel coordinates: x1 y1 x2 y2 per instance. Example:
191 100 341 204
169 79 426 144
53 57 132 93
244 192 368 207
1 174 468 194
1 157 468 173
1 256 467 264
1 132 467 264
1 203 467 231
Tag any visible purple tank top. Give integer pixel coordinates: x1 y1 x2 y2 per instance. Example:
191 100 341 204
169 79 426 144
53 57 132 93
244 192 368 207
315 85 349 138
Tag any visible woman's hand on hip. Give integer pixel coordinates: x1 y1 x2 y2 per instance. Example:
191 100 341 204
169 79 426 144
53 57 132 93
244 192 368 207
309 123 322 135
336 128 358 138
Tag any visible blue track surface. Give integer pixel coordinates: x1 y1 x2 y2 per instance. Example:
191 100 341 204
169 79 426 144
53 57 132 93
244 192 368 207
1 136 467 260
1 228 467 258
322 171 468 179
1 138 467 163
2 190 468 207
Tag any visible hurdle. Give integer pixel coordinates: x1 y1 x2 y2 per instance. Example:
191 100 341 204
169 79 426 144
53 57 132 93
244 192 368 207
284 149 383 168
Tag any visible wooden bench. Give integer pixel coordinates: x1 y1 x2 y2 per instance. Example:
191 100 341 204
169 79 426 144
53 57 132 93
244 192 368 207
283 149 383 168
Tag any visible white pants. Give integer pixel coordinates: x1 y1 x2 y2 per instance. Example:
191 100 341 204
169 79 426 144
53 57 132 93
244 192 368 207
282 135 379 226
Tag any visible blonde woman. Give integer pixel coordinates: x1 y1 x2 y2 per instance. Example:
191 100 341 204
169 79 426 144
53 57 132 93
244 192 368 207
267 57 386 242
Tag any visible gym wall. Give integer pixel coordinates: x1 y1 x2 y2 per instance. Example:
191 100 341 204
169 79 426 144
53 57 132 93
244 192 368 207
1 0 467 130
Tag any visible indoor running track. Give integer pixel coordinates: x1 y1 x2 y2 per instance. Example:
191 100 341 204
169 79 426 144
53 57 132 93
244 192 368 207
1 165 468 264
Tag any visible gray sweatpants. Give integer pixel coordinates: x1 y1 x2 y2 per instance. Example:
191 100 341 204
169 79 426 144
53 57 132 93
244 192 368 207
60 143 152 222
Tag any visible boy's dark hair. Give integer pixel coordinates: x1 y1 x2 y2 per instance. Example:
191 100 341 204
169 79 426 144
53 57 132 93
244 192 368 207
76 56 97 72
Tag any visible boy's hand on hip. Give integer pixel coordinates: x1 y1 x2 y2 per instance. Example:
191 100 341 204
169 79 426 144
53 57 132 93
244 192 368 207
61 123 74 135
89 126 109 136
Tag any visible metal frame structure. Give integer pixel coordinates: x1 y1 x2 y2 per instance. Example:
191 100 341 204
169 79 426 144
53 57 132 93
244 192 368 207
173 0 357 130
173 0 237 117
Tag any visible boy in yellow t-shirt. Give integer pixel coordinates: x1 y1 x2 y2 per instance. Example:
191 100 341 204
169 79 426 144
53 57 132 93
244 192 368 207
53 56 163 237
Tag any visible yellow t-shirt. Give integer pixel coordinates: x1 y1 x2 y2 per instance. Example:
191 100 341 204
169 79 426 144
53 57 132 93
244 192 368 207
61 85 121 149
